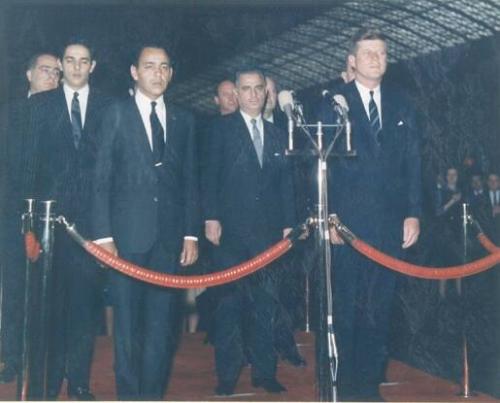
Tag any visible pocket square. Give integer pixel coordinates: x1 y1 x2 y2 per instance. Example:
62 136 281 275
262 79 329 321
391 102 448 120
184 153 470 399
274 152 280 156
397 120 404 126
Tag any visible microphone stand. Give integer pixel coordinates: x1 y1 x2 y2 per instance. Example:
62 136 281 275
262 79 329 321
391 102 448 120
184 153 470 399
286 105 355 402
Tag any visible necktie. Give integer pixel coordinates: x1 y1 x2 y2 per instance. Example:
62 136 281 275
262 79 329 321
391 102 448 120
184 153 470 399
250 118 263 167
369 90 381 138
150 101 165 163
71 92 82 148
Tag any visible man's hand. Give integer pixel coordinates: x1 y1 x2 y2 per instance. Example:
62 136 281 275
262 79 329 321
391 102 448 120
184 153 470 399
180 239 198 267
283 227 293 238
329 226 345 245
100 241 118 256
205 220 222 246
402 217 420 249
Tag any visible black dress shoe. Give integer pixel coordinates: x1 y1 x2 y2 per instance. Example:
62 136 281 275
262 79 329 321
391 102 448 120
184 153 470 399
215 381 236 396
282 351 307 367
68 387 96 401
252 378 287 393
0 364 16 384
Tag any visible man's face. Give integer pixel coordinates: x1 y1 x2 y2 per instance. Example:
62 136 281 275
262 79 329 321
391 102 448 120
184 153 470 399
131 47 172 100
235 72 266 117
214 81 238 115
264 77 277 113
349 39 387 87
26 54 60 95
59 44 96 90
446 169 458 187
487 174 499 191
471 176 483 191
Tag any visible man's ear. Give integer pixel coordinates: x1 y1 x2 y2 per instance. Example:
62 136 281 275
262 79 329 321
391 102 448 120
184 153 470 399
130 65 138 81
26 69 32 84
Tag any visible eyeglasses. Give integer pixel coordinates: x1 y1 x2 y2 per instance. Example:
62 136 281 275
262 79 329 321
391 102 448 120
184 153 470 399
38 66 61 78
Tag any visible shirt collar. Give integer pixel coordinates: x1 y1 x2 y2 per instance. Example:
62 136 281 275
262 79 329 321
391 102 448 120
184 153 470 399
63 83 89 100
355 80 380 100
135 88 165 111
239 109 262 125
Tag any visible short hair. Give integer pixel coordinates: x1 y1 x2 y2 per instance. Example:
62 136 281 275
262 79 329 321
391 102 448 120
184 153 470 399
26 52 57 71
349 27 387 55
234 67 265 87
131 43 171 67
60 36 95 60
214 79 235 96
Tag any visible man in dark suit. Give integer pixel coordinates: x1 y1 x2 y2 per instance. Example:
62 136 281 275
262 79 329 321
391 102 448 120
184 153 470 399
203 68 295 396
0 52 60 384
486 173 500 243
28 39 111 400
91 44 199 400
325 28 422 401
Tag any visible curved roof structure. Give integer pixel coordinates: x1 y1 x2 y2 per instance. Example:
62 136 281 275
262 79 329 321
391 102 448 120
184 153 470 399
169 0 500 114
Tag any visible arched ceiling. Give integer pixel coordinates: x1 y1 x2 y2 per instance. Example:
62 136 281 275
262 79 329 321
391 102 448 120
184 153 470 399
169 0 500 114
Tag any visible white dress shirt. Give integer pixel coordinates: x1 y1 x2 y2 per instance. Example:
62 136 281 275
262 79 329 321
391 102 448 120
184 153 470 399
63 83 90 127
134 88 167 149
355 80 382 127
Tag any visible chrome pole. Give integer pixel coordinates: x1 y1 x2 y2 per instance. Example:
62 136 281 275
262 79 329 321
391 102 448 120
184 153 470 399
18 199 36 400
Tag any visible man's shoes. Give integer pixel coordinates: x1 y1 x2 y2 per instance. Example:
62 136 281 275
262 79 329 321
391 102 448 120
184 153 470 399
215 381 236 396
0 364 16 384
282 351 307 367
67 387 96 401
251 377 287 393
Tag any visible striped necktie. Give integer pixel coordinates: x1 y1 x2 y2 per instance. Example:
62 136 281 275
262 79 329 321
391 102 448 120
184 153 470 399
369 90 381 138
71 91 82 148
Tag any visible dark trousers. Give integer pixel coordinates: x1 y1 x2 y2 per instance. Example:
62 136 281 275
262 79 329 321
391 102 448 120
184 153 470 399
212 241 278 385
46 227 104 396
332 244 397 395
111 242 180 400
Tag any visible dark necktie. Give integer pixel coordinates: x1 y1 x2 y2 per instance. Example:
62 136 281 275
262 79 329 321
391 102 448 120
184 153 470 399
369 90 381 138
251 118 263 167
71 91 82 148
150 101 165 163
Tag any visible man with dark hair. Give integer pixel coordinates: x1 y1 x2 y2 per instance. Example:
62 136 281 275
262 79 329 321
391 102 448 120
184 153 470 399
203 67 295 396
28 38 111 400
0 51 60 384
91 44 199 400
325 28 422 401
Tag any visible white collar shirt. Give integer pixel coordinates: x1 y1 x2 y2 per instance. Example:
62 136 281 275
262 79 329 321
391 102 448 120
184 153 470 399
134 89 167 150
355 80 382 126
63 83 90 128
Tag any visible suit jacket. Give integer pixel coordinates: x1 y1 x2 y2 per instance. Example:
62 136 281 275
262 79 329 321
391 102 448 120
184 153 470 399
325 80 422 251
202 111 295 255
91 97 199 258
29 87 112 235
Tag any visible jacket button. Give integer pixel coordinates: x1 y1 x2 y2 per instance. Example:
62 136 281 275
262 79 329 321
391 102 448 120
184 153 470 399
153 197 158 202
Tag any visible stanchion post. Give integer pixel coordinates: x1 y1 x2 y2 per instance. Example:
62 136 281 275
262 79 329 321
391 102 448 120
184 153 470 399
18 199 36 400
458 203 476 398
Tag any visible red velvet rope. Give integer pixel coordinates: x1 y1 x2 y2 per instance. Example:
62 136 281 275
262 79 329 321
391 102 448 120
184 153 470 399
349 238 500 280
24 231 41 262
477 233 500 254
83 239 292 289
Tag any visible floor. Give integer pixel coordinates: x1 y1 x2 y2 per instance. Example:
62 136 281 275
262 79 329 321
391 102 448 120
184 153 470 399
0 332 498 401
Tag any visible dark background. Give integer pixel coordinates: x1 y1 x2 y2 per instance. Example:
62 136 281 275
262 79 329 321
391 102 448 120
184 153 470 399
0 0 499 398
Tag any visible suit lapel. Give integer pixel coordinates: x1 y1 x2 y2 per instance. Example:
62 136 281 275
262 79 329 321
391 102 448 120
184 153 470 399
129 99 155 166
53 88 75 151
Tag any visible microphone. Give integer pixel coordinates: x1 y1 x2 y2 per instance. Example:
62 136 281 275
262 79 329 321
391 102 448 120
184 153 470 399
322 90 352 152
278 90 296 150
278 90 294 120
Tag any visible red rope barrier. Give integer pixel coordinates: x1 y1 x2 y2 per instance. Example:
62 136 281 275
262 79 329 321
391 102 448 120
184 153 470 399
83 239 292 289
350 239 500 280
477 233 500 254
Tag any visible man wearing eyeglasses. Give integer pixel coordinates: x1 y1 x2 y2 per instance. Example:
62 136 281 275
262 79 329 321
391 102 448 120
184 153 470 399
0 51 60 385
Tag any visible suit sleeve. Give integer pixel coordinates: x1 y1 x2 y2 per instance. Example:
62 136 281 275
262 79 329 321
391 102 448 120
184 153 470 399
91 103 119 240
181 110 200 237
404 102 423 219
